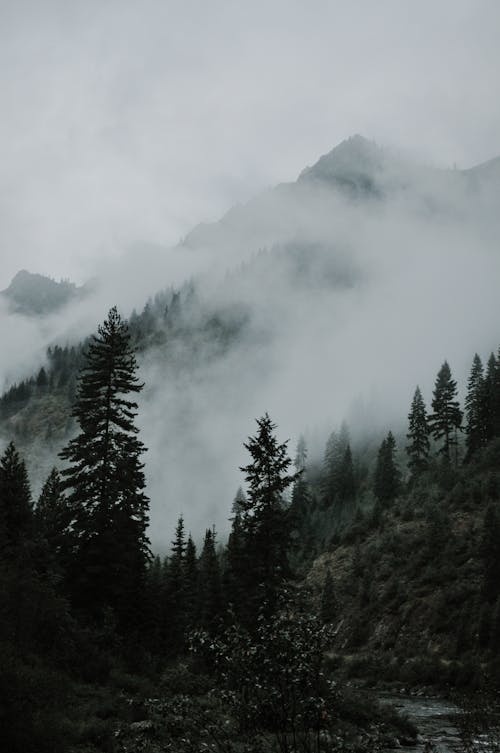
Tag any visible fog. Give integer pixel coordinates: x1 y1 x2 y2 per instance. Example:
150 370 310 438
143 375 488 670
134 145 500 548
0 1 499 548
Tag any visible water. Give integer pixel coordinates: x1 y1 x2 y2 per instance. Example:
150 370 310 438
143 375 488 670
381 694 462 752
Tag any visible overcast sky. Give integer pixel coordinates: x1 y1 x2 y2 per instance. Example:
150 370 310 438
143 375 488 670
0 0 499 289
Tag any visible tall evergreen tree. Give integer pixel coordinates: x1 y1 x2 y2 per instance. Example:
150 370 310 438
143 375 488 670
35 467 72 567
482 352 499 444
198 527 222 632
0 442 32 551
223 492 247 615
374 431 401 505
428 361 463 463
322 422 350 506
184 534 199 628
406 386 430 476
239 413 299 619
165 515 188 646
464 354 485 460
59 306 150 626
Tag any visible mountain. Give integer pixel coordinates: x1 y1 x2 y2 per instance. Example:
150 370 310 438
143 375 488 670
1 269 87 316
1 135 500 547
181 134 500 260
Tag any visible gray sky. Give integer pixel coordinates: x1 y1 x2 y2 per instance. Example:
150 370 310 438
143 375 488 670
0 0 499 289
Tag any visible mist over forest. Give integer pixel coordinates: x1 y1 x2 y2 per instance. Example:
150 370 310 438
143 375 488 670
3 4 500 751
1 135 499 546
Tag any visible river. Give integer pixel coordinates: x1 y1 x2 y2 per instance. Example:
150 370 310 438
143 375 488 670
381 694 463 752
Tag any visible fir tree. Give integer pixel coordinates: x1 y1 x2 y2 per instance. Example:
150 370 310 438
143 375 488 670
482 353 499 444
165 515 188 645
464 354 485 460
406 386 430 476
35 467 72 564
428 361 462 463
198 527 222 632
0 442 32 551
184 534 199 628
322 422 350 507
59 307 150 625
239 413 299 619
374 431 401 505
337 444 356 504
224 491 248 614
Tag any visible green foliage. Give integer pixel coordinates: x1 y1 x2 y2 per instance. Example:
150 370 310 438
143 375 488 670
192 593 337 753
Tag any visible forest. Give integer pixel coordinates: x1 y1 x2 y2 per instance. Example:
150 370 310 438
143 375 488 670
1 300 500 752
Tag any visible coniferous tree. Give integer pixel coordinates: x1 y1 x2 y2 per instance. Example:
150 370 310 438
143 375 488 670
406 386 430 476
58 306 150 625
322 422 350 508
224 491 248 614
464 354 486 460
482 353 499 444
238 413 299 619
165 515 188 646
0 442 32 551
198 527 222 632
337 444 356 504
374 431 401 505
428 361 462 463
34 467 73 575
184 534 199 628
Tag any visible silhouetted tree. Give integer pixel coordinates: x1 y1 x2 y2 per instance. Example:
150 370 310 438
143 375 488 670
429 361 462 463
59 307 150 628
238 413 299 620
374 431 401 505
0 442 32 552
198 527 222 632
406 386 430 476
465 354 485 460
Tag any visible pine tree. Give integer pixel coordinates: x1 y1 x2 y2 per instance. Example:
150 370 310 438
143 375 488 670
482 353 499 444
374 431 401 505
337 444 356 504
464 354 485 460
198 527 222 632
0 442 32 551
406 386 430 476
239 413 299 619
224 491 248 614
59 307 150 625
322 422 350 507
35 467 72 567
428 361 463 463
184 534 199 628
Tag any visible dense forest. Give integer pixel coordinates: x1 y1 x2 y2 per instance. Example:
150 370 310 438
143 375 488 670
1 298 500 752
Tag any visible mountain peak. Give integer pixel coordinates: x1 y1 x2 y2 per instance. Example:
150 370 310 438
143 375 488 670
298 135 386 194
1 269 84 316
